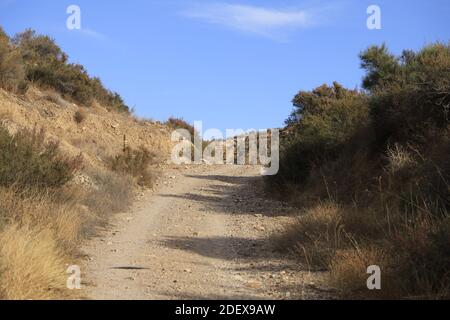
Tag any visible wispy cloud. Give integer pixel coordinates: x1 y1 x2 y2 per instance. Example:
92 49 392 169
78 28 106 40
66 27 106 41
181 2 330 40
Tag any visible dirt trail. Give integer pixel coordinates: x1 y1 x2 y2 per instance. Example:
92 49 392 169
82 165 332 300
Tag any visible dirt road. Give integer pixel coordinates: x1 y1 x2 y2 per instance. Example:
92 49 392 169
82 165 331 300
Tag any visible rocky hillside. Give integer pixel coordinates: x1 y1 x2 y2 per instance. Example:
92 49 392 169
0 86 172 171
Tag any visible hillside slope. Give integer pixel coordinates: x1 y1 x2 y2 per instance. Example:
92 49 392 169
0 85 175 299
0 86 172 169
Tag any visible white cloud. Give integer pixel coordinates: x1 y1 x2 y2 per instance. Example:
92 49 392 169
181 3 325 40
78 28 106 40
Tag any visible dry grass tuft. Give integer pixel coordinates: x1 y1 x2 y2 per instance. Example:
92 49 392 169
281 203 343 269
0 224 68 300
81 167 134 235
329 248 389 298
386 143 416 173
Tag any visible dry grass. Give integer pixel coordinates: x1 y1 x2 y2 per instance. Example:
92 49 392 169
0 107 13 122
280 203 343 269
0 29 172 299
80 167 134 236
0 173 134 299
267 43 450 300
44 91 71 108
0 164 135 299
329 247 390 299
0 187 78 299
0 225 68 300
386 143 416 173
279 194 449 299
0 187 83 250
279 202 382 270
0 87 170 299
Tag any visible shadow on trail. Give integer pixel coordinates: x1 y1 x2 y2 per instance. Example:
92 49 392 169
160 236 279 261
151 170 329 299
159 173 294 218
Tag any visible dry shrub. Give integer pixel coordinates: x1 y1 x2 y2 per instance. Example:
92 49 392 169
389 215 450 299
0 176 126 299
0 30 26 92
81 168 133 228
0 225 68 300
109 146 156 187
281 203 383 270
386 143 416 173
74 108 87 124
0 125 83 190
0 165 134 299
288 203 344 269
165 117 195 137
281 197 449 298
329 248 390 299
16 80 29 95
0 187 83 251
45 91 70 108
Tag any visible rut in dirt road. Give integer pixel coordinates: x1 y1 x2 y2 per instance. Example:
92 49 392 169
82 165 332 300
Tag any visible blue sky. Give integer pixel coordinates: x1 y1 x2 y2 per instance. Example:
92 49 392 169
1 0 449 131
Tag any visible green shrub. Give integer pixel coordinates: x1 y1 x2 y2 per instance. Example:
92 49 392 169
270 43 450 299
12 29 129 112
268 82 369 190
109 146 156 187
0 125 82 190
361 43 450 145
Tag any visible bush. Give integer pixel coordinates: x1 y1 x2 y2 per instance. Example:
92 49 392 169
109 146 156 187
268 82 369 190
82 167 134 221
270 43 450 299
11 29 129 112
361 43 450 145
74 108 87 124
0 125 82 190
16 80 29 94
0 27 26 92
165 117 197 140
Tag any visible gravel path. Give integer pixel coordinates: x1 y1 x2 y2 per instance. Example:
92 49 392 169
82 165 332 300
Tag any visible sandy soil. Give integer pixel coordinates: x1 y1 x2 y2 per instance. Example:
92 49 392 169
82 165 333 300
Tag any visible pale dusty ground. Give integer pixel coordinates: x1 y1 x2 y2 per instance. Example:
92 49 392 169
82 165 333 300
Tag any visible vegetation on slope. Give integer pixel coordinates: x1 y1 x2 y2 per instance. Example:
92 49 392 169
0 27 163 299
268 43 450 299
0 27 129 112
